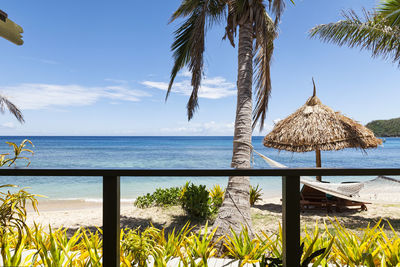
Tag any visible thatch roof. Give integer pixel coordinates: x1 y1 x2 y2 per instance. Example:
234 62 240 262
263 83 382 152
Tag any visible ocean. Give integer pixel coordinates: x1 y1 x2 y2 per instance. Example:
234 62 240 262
0 136 398 201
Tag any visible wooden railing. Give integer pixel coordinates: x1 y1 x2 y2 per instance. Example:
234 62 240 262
1 168 400 266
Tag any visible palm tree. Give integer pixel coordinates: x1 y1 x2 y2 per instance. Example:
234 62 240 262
167 0 292 238
309 0 400 65
0 95 24 123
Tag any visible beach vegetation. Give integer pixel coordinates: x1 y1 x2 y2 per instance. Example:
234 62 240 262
181 182 211 219
134 186 182 208
167 0 294 237
209 184 225 213
134 183 227 218
249 184 263 206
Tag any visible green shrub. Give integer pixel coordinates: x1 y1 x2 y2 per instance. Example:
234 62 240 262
181 182 210 218
250 184 263 206
134 186 182 208
153 187 181 206
209 184 224 213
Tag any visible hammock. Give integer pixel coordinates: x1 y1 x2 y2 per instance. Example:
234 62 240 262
254 151 400 204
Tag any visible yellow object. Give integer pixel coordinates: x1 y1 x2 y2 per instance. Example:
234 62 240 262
0 17 23 45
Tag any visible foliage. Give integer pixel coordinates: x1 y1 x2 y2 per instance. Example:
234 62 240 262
309 0 400 66
249 184 263 206
30 224 81 266
0 184 39 231
2 217 400 265
209 184 224 213
0 139 34 167
122 226 162 266
223 226 269 266
179 222 222 266
328 218 382 266
167 0 293 126
260 241 328 267
180 182 211 219
134 186 182 208
366 117 400 137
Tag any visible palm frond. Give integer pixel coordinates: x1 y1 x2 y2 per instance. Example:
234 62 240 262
0 95 24 123
378 0 400 27
168 0 226 120
267 0 294 24
310 9 400 65
170 0 202 22
252 6 277 130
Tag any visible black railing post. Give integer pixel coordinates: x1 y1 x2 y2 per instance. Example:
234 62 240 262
103 175 120 267
282 175 301 267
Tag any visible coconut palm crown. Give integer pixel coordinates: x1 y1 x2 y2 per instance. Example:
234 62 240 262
168 0 294 128
167 0 293 241
309 0 400 66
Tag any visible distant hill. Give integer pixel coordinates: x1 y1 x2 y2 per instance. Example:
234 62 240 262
366 117 400 137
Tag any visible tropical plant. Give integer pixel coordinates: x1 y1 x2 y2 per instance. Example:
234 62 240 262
168 0 294 236
209 184 224 212
122 226 162 266
181 182 211 218
134 186 182 208
310 0 400 66
30 224 81 266
179 222 223 266
223 226 269 266
249 184 262 206
6 139 34 167
0 139 34 167
328 218 381 266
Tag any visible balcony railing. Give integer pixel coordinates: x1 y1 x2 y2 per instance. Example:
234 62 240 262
1 168 400 267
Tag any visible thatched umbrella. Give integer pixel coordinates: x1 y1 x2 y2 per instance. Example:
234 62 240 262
263 79 382 181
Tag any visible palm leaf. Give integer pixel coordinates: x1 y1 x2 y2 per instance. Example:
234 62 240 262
168 0 226 120
267 0 295 24
252 5 277 130
0 94 24 123
310 9 400 65
378 0 400 27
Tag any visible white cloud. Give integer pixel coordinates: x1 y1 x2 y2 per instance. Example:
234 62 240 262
142 76 236 99
1 122 15 129
160 121 234 135
0 83 151 110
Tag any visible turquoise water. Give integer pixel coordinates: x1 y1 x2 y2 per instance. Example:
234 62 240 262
0 136 398 201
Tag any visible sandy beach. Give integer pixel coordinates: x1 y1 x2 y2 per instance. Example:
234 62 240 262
26 198 400 237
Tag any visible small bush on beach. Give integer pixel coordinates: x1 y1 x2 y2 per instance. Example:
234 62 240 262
134 186 182 208
250 184 263 206
181 182 211 218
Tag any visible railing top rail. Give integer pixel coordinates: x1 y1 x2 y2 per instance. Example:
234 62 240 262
0 168 398 176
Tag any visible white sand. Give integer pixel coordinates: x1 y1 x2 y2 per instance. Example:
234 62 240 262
26 198 400 236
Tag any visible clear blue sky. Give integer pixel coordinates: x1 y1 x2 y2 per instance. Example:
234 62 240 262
0 0 397 136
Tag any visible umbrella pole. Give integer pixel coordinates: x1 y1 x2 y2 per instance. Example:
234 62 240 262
315 149 322 181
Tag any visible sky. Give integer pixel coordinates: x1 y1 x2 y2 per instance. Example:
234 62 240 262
0 0 397 136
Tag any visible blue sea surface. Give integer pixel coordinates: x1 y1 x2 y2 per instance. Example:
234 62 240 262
0 136 398 201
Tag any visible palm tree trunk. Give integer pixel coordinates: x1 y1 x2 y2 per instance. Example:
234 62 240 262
213 21 254 243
